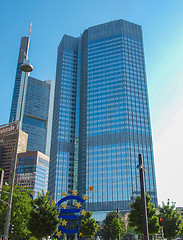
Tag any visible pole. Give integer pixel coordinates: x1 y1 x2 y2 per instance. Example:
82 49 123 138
117 208 120 240
138 154 149 240
4 124 20 239
4 68 30 239
161 226 164 240
0 169 4 198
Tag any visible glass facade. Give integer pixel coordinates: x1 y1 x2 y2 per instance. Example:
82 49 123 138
17 151 49 197
48 36 78 201
9 36 55 157
9 36 29 123
49 20 158 218
22 77 54 155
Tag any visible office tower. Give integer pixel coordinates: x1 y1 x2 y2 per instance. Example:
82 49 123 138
17 151 49 197
9 30 55 156
22 77 55 155
49 20 158 219
0 122 28 185
9 36 29 123
48 36 78 199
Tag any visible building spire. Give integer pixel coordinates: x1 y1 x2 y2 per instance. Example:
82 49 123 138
26 21 32 59
29 21 32 39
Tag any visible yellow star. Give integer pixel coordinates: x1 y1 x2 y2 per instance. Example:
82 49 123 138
62 203 67 209
72 190 78 196
56 231 62 238
81 209 86 216
51 200 56 206
82 194 88 200
79 232 83 236
62 219 67 226
61 191 67 197
75 202 81 208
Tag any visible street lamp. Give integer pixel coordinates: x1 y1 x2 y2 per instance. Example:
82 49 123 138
4 60 33 240
0 169 4 199
20 62 33 72
136 154 149 240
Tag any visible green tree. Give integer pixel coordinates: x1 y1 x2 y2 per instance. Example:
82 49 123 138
159 199 183 239
110 217 123 240
0 185 32 239
28 191 60 240
102 211 125 240
128 194 160 235
29 237 37 240
79 211 98 239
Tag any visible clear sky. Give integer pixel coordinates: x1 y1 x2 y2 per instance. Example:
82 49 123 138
1 0 183 207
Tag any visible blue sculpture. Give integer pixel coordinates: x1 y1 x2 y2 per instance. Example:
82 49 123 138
57 195 85 234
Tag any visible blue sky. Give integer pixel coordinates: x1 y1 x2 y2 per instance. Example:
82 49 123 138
1 0 183 207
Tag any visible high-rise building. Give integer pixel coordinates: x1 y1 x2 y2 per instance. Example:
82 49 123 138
16 151 49 197
9 36 29 123
22 77 55 155
0 122 28 185
48 19 158 219
9 31 55 156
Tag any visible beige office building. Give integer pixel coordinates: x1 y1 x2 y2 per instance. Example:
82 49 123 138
0 122 28 184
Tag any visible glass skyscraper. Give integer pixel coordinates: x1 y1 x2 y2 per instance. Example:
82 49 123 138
9 36 29 123
22 77 55 156
9 35 55 156
49 19 157 219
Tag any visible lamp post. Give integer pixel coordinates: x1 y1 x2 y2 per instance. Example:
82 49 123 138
117 207 120 240
0 169 4 198
136 154 149 240
4 61 33 240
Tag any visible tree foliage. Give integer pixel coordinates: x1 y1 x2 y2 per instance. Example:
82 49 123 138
79 211 98 239
0 185 32 239
28 191 60 240
159 199 183 239
102 211 125 240
110 217 123 240
128 194 160 235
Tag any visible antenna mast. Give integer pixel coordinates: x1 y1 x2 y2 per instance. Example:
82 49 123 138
26 21 32 59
